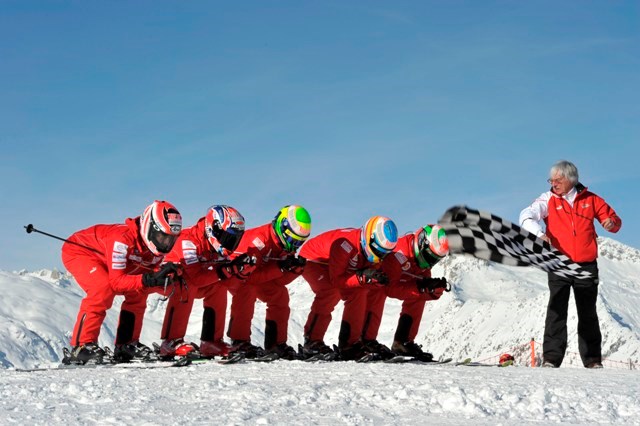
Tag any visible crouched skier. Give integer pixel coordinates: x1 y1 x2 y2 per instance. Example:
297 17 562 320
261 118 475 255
362 224 450 361
61 200 183 364
158 205 256 359
300 216 398 361
225 205 312 359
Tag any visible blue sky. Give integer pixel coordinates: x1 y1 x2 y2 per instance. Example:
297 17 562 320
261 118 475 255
2 1 639 270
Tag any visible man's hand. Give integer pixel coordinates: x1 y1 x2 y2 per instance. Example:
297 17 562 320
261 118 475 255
356 268 389 287
142 262 182 288
278 255 306 274
416 277 449 294
218 254 257 280
602 218 615 231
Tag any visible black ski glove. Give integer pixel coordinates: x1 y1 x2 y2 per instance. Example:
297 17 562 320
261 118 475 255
356 268 389 287
218 254 257 280
416 277 449 294
278 255 306 274
142 262 182 288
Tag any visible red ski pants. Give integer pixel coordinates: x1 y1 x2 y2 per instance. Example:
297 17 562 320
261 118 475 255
161 282 227 342
226 274 296 347
62 253 161 346
362 282 429 343
302 263 370 346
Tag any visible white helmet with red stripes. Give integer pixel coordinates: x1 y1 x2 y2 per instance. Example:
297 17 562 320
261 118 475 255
140 200 183 256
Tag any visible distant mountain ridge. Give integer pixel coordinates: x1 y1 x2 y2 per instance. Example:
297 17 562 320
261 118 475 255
2 237 639 369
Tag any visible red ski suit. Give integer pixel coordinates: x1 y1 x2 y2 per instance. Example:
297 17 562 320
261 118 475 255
300 228 383 347
362 233 443 343
61 217 168 346
225 223 300 348
160 218 228 343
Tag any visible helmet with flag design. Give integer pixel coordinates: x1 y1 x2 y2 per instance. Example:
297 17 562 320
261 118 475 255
360 216 398 263
272 205 312 252
140 200 183 256
204 205 246 256
413 224 449 269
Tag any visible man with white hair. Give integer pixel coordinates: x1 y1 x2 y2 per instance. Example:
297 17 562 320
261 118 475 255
520 160 622 368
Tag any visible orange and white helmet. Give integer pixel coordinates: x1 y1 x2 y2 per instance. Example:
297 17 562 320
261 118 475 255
360 216 398 263
413 224 449 269
140 200 182 256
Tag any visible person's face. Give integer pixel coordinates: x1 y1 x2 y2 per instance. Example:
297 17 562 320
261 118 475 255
548 173 574 196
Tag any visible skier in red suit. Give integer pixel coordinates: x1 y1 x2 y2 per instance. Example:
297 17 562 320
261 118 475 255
300 216 398 360
225 205 311 359
61 200 183 364
158 205 255 359
361 224 450 361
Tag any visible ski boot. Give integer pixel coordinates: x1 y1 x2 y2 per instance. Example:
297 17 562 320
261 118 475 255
299 339 336 361
391 340 434 362
113 341 154 363
199 340 232 358
158 338 198 360
62 343 106 365
362 339 396 360
265 343 298 360
337 341 371 361
229 340 265 359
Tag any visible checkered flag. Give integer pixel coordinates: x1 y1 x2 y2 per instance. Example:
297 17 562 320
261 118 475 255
438 205 593 279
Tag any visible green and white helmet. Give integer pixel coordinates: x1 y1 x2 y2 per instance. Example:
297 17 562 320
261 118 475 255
413 224 449 269
272 205 312 252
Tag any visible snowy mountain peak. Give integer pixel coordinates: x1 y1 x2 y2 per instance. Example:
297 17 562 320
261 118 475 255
597 237 640 263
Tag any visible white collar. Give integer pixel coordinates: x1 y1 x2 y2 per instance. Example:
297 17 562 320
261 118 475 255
563 186 578 205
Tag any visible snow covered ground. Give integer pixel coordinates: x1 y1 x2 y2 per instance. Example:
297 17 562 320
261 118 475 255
1 237 640 424
3 358 640 425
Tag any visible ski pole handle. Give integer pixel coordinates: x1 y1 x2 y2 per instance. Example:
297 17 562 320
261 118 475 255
25 224 68 242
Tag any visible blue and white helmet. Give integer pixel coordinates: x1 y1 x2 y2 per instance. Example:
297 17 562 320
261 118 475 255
204 205 245 256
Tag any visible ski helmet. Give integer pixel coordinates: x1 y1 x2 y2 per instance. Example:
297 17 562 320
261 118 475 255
413 224 449 269
360 216 398 263
499 353 515 364
272 205 312 252
140 200 183 256
204 205 246 256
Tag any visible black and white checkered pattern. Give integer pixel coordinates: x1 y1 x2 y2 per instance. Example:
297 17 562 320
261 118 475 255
438 205 593 280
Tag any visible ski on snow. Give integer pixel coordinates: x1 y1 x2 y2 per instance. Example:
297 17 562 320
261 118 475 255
14 348 252 372
14 357 192 373
382 356 453 365
455 358 514 367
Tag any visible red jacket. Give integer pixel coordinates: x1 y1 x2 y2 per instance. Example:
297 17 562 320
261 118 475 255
163 217 226 287
381 234 432 283
380 234 441 300
521 184 622 262
300 228 379 288
61 217 164 293
236 223 293 284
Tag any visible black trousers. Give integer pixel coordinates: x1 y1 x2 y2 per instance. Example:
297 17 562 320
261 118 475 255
544 261 601 367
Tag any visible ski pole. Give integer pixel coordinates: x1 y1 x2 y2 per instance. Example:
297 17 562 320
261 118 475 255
232 251 288 263
24 224 103 255
307 258 451 290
